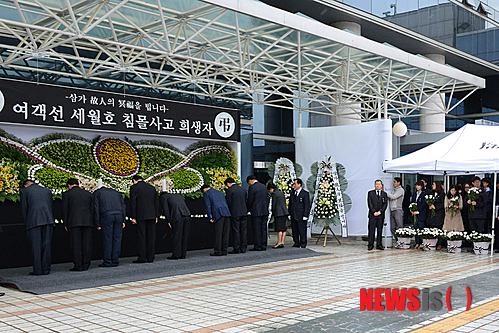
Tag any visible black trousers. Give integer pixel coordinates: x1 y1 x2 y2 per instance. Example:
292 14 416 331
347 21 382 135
26 224 53 275
214 217 230 255
137 219 156 262
291 218 307 247
252 215 267 250
101 214 123 266
69 226 92 270
172 216 191 258
469 218 486 234
486 212 492 233
368 217 383 248
231 216 247 253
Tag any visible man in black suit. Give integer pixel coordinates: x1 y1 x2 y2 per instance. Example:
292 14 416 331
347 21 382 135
246 175 269 251
288 178 310 248
130 175 159 263
367 179 388 251
20 180 54 275
62 178 93 271
93 186 126 267
202 184 231 256
161 193 191 260
225 177 248 254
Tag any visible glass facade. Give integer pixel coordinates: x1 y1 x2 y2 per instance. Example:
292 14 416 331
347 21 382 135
330 0 499 129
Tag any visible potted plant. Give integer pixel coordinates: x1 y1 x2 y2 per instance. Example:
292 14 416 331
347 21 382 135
442 231 467 253
417 228 443 251
466 231 492 255
395 228 416 249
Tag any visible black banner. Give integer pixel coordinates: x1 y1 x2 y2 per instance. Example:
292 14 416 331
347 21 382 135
0 79 240 141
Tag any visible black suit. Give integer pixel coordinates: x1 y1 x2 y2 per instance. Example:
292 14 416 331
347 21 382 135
161 193 191 258
226 184 248 253
130 181 160 262
62 186 93 270
288 188 310 247
93 187 126 267
367 189 388 249
468 189 487 233
20 183 55 275
247 181 269 250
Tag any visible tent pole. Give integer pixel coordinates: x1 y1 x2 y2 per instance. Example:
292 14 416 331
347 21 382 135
491 172 497 258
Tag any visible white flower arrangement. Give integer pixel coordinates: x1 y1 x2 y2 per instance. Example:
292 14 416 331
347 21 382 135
467 187 482 211
442 230 467 241
425 194 436 217
313 170 338 220
274 165 295 208
417 227 444 239
1 134 228 197
449 196 460 219
395 227 417 238
409 202 418 224
466 231 493 242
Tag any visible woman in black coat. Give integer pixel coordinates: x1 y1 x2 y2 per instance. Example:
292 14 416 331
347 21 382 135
268 183 289 249
425 180 445 250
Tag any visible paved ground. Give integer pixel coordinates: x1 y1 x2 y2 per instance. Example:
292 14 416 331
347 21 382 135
0 235 499 333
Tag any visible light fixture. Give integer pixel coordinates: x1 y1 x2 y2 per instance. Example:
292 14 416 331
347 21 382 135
393 118 407 137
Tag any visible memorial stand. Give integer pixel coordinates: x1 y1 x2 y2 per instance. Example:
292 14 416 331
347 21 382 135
315 226 341 247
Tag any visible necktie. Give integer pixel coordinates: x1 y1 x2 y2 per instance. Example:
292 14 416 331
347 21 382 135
377 191 380 197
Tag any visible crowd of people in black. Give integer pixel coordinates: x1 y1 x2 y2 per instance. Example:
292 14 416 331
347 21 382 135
368 176 499 252
19 174 311 276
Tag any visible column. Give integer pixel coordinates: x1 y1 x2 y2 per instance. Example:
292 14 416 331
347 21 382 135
419 54 446 133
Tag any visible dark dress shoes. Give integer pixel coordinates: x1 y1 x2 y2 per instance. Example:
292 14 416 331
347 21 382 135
292 244 300 248
69 267 83 272
98 263 112 267
367 246 374 251
167 256 179 260
228 250 240 254
377 247 385 250
0 292 4 296
210 253 223 256
300 246 306 248
180 256 186 259
132 259 147 263
249 248 262 251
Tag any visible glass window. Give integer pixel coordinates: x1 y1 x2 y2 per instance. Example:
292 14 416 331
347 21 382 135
343 0 372 13
372 0 395 17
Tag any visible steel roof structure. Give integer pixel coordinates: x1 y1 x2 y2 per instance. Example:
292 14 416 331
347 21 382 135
0 0 487 121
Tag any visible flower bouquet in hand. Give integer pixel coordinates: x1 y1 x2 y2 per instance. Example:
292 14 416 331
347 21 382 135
449 196 459 219
467 188 481 211
425 194 436 217
409 202 418 224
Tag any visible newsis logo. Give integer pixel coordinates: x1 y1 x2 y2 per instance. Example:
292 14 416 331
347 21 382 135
360 287 472 312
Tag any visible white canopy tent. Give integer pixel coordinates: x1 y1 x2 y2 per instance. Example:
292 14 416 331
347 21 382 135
383 124 499 256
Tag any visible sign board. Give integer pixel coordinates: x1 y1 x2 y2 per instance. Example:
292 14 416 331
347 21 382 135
0 79 240 141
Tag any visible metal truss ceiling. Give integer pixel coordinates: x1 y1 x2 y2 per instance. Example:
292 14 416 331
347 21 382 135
0 0 486 120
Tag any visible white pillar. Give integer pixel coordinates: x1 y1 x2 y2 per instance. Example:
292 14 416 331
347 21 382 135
420 54 446 133
332 22 362 126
